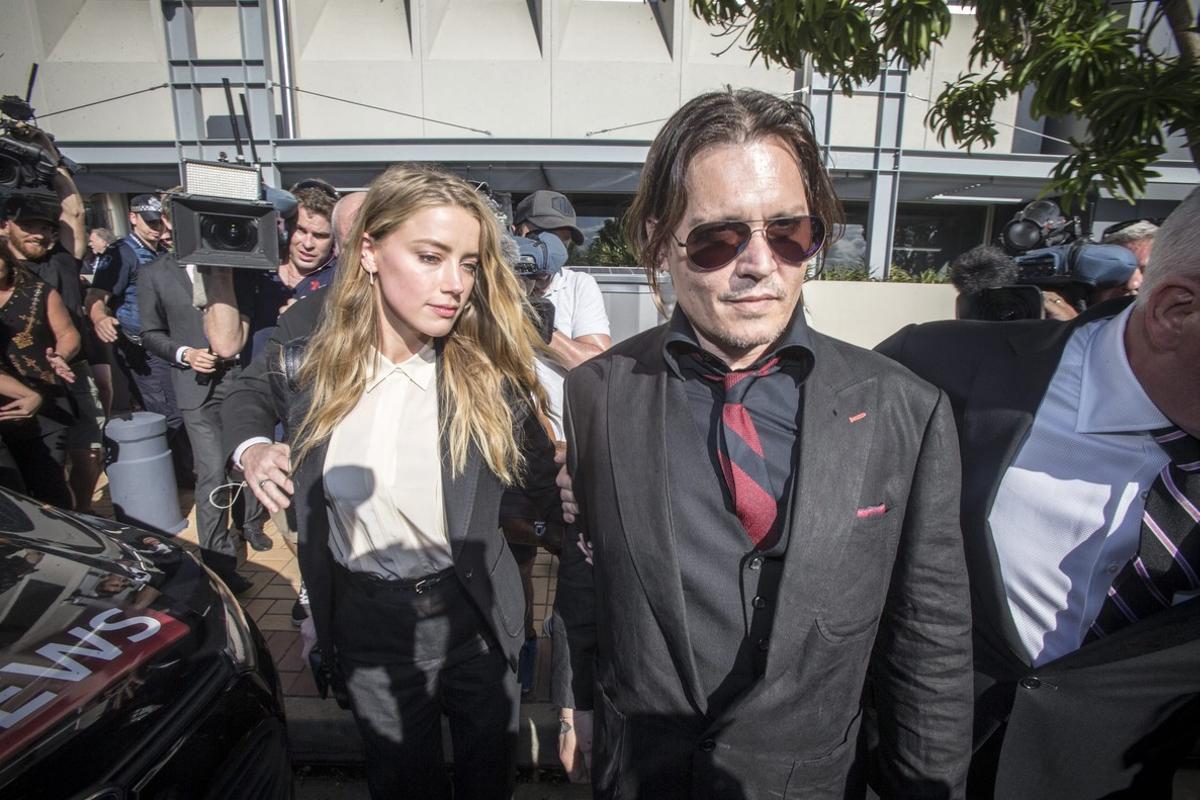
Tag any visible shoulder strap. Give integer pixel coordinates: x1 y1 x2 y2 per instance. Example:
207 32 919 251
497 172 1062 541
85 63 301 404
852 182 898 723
282 336 309 394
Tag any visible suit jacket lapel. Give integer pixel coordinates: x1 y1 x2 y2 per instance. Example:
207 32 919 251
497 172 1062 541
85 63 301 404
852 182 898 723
766 335 876 680
607 335 705 710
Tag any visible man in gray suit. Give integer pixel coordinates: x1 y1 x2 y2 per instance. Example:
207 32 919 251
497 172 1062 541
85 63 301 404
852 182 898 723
553 88 973 798
139 250 252 594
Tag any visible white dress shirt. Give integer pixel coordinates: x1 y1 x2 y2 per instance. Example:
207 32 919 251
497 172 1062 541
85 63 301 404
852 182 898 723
322 345 454 580
989 305 1171 665
534 268 610 439
175 263 197 366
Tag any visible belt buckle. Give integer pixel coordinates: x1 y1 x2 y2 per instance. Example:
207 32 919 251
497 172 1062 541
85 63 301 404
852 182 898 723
413 576 430 594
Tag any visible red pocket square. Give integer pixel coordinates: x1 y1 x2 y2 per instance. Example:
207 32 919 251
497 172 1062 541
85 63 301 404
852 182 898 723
856 504 887 519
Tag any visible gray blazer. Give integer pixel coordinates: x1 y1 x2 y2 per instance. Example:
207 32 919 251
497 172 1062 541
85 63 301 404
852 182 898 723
138 255 234 410
554 322 974 800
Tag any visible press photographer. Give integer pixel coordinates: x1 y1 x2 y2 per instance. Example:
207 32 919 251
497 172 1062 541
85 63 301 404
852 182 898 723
1 100 87 319
0 103 107 512
512 203 611 443
137 190 256 593
959 200 1140 322
1098 217 1158 300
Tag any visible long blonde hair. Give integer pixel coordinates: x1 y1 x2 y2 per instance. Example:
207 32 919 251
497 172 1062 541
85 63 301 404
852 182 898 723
290 164 549 485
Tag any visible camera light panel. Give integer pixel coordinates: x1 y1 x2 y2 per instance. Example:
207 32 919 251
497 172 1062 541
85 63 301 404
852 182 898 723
183 160 260 201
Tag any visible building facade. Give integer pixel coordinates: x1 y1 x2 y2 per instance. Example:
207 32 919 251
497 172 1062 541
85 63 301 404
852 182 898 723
3 0 1195 275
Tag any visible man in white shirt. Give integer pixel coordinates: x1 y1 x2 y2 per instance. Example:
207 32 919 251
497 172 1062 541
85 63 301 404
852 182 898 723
877 188 1200 800
513 191 611 438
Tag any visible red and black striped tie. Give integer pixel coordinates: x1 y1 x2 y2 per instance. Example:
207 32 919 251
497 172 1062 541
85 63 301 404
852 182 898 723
1086 426 1200 642
705 357 781 548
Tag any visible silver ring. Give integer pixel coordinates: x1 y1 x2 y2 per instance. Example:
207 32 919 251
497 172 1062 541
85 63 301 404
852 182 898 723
258 478 270 489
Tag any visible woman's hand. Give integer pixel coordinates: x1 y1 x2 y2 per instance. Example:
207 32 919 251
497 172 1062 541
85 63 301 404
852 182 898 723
241 442 295 514
0 392 44 421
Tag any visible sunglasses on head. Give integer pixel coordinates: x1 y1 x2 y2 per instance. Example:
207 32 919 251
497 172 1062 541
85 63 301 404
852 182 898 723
671 215 826 271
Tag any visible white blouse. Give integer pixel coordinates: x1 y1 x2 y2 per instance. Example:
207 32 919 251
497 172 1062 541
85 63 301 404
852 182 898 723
322 345 455 579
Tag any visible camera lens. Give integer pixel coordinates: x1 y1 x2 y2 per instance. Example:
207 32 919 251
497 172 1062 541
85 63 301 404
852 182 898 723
1002 219 1043 253
200 214 257 252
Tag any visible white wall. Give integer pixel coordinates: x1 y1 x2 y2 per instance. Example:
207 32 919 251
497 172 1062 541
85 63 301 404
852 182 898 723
803 282 957 349
0 0 1015 157
594 273 957 351
0 0 174 141
902 12 1019 153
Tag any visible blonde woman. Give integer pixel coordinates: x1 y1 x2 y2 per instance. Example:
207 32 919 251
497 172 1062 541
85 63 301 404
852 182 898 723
221 165 559 798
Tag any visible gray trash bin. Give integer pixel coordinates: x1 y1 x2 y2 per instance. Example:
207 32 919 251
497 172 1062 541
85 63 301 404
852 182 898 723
104 411 187 535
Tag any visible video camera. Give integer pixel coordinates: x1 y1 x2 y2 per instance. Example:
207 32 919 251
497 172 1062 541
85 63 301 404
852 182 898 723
170 79 296 270
0 66 78 193
510 233 562 344
0 97 57 191
957 200 1138 322
170 158 286 270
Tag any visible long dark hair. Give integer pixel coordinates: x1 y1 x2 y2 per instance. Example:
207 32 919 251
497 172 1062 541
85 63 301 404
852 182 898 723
625 88 844 295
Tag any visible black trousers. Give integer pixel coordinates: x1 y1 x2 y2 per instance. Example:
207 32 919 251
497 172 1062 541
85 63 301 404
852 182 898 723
331 563 519 800
179 381 237 577
0 398 73 508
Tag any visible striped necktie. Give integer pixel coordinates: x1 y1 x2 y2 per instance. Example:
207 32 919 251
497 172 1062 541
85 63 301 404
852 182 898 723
703 357 782 549
1086 426 1200 642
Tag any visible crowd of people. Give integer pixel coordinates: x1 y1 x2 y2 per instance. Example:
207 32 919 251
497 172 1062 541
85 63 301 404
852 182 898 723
0 86 1197 800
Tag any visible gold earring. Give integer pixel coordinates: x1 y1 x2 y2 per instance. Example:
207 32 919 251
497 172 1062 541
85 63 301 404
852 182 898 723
366 270 375 286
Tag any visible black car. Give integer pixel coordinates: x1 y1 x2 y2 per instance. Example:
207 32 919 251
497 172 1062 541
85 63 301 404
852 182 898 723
0 489 291 799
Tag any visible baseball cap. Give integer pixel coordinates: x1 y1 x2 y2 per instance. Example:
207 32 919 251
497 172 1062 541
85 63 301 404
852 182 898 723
129 194 164 222
514 190 584 246
516 232 568 276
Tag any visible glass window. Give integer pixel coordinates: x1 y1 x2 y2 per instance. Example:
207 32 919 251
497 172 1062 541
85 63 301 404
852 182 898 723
892 203 988 275
822 201 869 274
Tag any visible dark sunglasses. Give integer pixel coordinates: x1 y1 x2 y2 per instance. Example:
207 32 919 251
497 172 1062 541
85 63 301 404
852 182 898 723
671 216 826 271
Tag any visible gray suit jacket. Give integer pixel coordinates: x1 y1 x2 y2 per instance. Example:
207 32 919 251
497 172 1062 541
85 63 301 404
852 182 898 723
877 299 1200 800
138 255 233 410
554 322 974 800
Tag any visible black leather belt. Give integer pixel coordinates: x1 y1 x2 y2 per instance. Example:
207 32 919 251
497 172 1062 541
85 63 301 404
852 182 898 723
337 564 456 594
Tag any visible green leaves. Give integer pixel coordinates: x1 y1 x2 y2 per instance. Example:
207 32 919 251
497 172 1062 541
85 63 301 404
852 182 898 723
877 0 952 69
689 0 1200 205
690 0 951 89
926 72 1009 149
